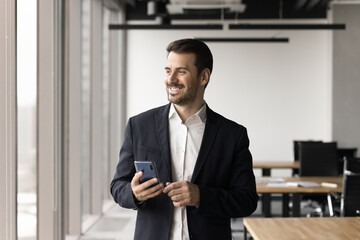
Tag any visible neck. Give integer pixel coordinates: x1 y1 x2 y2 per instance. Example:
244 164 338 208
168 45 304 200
174 100 205 123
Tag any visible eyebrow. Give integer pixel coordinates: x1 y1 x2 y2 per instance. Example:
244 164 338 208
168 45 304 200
164 67 189 71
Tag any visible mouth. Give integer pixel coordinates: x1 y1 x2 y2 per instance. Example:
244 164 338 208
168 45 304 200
168 85 183 95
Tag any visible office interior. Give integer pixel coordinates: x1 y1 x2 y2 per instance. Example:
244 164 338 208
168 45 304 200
1 0 360 239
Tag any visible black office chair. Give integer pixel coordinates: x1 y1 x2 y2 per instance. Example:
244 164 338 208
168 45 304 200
336 148 357 175
292 140 322 176
298 142 338 216
299 142 338 176
328 157 360 217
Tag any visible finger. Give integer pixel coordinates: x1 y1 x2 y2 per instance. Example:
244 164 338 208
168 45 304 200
166 181 191 196
166 187 184 198
131 171 143 187
141 178 160 189
163 183 171 193
172 197 191 207
137 182 164 201
138 178 159 191
144 184 165 200
173 200 185 207
170 193 184 202
147 181 164 192
170 183 199 207
163 181 182 193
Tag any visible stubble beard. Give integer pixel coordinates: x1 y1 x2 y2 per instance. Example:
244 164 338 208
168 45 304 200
167 88 197 106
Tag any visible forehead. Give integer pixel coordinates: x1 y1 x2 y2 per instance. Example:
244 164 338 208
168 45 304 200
166 52 196 68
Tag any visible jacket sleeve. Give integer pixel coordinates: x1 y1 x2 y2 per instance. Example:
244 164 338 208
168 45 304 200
110 119 146 209
191 128 258 218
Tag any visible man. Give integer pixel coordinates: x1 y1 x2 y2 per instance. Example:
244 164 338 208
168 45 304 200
110 38 258 240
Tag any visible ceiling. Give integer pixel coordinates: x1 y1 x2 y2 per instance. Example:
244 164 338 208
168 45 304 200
125 0 332 22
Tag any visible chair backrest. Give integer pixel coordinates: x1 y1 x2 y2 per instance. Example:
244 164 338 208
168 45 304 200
293 140 322 161
344 157 360 174
299 142 338 176
341 157 360 217
337 148 358 175
337 148 357 159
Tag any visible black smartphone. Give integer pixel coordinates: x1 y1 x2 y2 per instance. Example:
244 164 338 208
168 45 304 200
134 161 160 184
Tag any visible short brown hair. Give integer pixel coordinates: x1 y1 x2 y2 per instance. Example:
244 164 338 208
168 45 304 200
166 38 213 76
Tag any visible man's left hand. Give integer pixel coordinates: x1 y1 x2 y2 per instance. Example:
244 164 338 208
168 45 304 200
163 181 200 207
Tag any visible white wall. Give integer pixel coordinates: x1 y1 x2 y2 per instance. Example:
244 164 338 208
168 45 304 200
125 22 333 170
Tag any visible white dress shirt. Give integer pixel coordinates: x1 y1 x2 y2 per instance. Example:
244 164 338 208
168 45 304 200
168 103 207 240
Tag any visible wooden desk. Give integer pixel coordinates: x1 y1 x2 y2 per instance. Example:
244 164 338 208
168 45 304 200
253 161 300 217
244 217 360 240
256 176 342 217
253 161 300 176
257 176 342 193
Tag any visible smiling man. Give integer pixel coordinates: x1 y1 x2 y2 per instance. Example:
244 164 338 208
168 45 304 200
110 38 258 240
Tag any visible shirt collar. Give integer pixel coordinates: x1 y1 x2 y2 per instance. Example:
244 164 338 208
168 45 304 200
168 102 207 124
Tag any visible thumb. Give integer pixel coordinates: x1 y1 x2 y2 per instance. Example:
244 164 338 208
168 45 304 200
132 171 143 185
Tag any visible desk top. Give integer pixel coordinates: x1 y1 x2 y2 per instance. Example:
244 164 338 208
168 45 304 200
244 217 360 240
256 176 342 193
253 161 300 169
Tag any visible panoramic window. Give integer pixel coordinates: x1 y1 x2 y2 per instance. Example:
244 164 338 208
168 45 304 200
16 0 37 239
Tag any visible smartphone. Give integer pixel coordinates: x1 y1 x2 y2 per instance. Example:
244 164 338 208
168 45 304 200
134 161 160 184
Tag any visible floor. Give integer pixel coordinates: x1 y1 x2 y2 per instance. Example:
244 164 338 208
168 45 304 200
80 205 136 240
79 196 321 240
18 193 328 240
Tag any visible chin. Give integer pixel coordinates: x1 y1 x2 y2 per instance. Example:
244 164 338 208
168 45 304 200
168 97 181 105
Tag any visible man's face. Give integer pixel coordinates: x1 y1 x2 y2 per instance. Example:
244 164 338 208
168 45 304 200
164 52 205 106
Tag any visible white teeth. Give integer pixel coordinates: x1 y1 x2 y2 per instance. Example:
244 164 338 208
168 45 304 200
170 87 179 90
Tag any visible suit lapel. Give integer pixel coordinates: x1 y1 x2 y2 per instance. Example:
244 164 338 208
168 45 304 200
191 106 220 183
155 104 172 181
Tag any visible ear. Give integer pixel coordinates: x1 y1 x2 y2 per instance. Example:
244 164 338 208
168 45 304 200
199 68 210 87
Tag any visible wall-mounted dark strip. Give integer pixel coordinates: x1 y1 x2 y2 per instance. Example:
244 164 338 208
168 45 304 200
195 37 289 43
109 24 223 30
229 23 346 30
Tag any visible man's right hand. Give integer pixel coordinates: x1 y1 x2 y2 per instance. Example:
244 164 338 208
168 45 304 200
131 171 164 202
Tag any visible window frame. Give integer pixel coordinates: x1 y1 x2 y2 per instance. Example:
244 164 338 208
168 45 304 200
0 0 17 239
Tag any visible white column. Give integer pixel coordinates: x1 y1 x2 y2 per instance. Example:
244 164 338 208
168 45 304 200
0 0 17 239
109 4 127 182
37 0 63 239
65 0 82 236
90 0 104 215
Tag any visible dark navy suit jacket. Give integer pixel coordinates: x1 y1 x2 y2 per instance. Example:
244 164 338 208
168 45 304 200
110 103 258 240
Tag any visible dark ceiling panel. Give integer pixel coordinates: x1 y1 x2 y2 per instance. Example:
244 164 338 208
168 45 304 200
283 0 330 18
125 0 330 21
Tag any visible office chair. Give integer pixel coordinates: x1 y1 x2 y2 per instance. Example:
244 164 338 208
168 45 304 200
292 140 322 176
328 157 360 217
298 142 338 217
336 148 357 175
299 142 338 176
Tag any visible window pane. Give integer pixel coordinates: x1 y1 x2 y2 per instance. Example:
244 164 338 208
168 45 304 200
17 0 37 239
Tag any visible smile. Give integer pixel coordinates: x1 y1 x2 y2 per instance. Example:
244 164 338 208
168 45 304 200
168 85 183 94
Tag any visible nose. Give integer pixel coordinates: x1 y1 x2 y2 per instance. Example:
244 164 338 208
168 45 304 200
167 72 177 85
